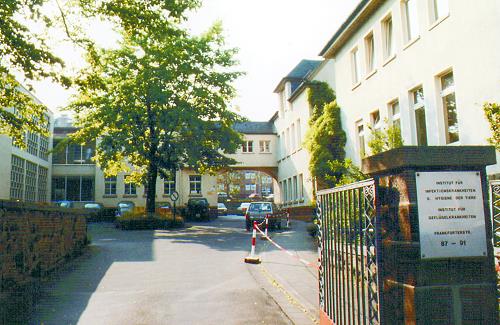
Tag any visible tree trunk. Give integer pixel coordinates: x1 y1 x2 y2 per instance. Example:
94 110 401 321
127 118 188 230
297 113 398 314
146 161 158 215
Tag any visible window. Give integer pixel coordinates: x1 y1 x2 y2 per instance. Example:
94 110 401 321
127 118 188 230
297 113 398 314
371 110 382 132
259 140 271 153
124 176 137 195
25 161 37 202
27 132 39 156
280 131 285 157
382 15 395 60
286 128 290 154
245 184 256 191
293 176 298 201
283 179 288 202
245 172 256 180
364 32 375 73
291 123 296 151
104 177 117 195
51 176 94 201
39 135 49 161
431 0 449 22
298 174 304 199
163 175 176 195
37 166 48 202
287 178 292 203
189 175 202 195
52 140 95 164
242 140 253 153
296 119 302 148
356 121 366 159
351 47 361 84
403 0 419 42
440 71 459 143
389 100 401 130
411 87 428 146
10 155 25 200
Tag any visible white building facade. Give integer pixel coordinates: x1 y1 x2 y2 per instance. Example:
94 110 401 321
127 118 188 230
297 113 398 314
319 0 500 176
0 86 53 203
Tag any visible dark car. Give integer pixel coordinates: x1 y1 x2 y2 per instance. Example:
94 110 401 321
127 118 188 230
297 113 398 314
187 197 210 221
54 200 74 208
83 202 105 221
245 202 283 231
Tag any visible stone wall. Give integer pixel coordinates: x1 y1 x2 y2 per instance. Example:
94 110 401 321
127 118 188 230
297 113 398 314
0 201 87 292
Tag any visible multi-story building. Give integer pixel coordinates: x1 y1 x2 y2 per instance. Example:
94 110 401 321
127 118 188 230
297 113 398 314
272 59 336 208
50 118 278 208
0 84 53 202
318 0 500 176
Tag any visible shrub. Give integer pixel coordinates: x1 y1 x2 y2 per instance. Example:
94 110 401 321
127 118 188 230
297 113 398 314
115 211 184 230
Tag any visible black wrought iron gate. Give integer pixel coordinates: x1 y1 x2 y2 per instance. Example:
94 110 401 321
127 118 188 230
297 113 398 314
316 179 380 325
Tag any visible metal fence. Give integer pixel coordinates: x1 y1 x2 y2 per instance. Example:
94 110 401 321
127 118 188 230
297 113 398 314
316 179 379 325
490 180 500 303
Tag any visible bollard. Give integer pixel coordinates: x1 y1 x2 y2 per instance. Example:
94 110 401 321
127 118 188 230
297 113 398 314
244 221 261 264
260 214 269 240
286 211 290 228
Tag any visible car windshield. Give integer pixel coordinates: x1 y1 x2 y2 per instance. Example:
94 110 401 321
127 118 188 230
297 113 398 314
248 203 272 212
84 203 101 209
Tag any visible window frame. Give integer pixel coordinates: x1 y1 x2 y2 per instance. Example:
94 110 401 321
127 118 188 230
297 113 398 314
124 176 137 196
259 140 271 153
364 31 375 74
439 70 459 144
241 140 254 153
351 47 361 85
430 0 449 23
356 120 366 159
189 175 202 195
402 0 420 43
104 176 117 196
410 86 428 146
381 14 395 61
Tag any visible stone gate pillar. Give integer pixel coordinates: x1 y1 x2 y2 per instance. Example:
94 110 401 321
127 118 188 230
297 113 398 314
362 146 498 325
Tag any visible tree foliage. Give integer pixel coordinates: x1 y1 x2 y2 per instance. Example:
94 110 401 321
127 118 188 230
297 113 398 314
306 80 336 124
68 2 243 213
0 0 68 145
483 102 500 150
304 100 346 189
367 120 404 156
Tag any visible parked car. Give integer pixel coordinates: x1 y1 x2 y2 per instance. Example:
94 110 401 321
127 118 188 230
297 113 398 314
83 202 105 221
245 202 283 231
217 203 227 216
116 201 135 217
187 197 210 221
156 202 173 217
237 202 251 215
54 200 74 208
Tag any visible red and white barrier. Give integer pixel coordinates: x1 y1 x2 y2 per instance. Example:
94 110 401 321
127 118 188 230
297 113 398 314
286 211 290 228
244 221 261 264
254 223 318 270
260 214 269 240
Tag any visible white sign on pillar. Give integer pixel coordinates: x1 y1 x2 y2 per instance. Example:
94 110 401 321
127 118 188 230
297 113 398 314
415 171 487 259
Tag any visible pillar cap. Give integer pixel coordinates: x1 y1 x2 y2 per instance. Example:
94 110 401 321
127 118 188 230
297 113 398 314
361 146 497 175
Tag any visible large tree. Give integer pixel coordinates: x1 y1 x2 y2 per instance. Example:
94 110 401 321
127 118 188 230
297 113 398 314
69 1 243 214
0 0 68 145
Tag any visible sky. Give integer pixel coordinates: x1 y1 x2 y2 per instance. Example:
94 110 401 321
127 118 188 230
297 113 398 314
31 0 359 121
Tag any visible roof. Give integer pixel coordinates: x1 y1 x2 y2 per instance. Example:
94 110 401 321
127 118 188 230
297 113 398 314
232 122 275 134
319 0 384 58
273 59 322 93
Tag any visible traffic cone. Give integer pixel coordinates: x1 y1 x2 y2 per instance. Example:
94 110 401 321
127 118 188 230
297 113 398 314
244 221 261 264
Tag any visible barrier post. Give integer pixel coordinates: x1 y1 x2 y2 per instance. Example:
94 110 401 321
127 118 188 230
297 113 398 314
286 211 290 228
244 221 261 264
260 214 269 240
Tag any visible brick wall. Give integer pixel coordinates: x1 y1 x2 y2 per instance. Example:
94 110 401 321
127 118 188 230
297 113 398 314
0 201 87 292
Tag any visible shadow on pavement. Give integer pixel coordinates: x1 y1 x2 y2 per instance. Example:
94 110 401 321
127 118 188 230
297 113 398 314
1 223 155 325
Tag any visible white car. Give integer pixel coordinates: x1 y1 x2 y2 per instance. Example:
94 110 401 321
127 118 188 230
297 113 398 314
217 203 228 215
237 202 251 215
